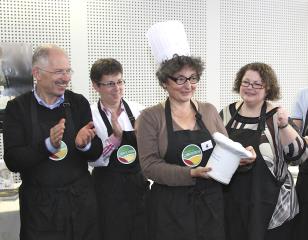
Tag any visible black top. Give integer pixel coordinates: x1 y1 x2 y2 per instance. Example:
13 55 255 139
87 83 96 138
3 90 102 187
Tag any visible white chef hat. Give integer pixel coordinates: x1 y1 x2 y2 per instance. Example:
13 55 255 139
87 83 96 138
146 20 190 64
206 132 253 185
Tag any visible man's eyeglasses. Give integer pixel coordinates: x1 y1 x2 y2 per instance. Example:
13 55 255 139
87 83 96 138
38 68 74 76
168 74 200 85
241 80 264 89
97 79 125 88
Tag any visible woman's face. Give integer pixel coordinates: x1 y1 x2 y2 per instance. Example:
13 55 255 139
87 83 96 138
92 73 124 107
164 66 198 104
239 70 267 106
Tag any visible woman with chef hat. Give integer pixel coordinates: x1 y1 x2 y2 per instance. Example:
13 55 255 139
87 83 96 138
136 21 256 240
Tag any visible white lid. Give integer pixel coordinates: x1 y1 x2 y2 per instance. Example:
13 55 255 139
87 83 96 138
146 20 190 64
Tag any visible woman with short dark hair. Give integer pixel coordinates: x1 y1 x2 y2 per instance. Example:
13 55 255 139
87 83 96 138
89 58 148 240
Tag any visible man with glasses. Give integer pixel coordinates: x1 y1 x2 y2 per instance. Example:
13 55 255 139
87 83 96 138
89 58 148 240
3 44 103 240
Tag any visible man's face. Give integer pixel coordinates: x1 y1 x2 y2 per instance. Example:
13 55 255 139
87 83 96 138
33 49 71 101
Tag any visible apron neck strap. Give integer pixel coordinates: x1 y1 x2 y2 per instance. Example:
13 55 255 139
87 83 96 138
165 98 207 137
97 98 135 136
122 99 135 128
226 101 267 132
257 101 267 131
62 93 75 139
225 102 244 130
97 100 113 136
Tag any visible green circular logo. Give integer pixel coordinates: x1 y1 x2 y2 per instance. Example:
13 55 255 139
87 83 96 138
49 141 68 161
117 145 137 164
181 144 202 167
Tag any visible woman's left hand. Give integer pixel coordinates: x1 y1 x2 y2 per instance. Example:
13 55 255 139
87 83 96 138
240 145 256 166
277 107 289 128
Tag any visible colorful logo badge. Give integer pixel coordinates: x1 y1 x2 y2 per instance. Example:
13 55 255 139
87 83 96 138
182 144 203 167
117 145 137 164
49 141 68 161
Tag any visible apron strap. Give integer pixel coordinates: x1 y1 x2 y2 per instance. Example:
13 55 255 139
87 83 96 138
225 102 244 130
257 101 267 132
122 99 135 128
97 99 136 136
226 101 268 133
191 101 207 130
165 98 213 138
165 98 174 140
30 93 39 145
191 101 215 141
97 100 113 136
62 92 75 139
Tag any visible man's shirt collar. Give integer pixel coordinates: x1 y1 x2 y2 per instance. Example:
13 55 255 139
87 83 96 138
33 86 64 110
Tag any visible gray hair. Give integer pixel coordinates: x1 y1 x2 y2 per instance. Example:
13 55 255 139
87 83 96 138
32 44 67 67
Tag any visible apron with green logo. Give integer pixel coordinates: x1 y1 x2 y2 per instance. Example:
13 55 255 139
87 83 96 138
92 99 148 240
147 98 225 240
19 93 100 240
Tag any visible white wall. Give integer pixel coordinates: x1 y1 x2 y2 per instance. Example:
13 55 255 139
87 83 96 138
0 0 307 164
1 0 307 111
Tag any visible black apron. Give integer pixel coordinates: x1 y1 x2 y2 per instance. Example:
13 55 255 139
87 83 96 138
147 98 224 240
293 109 308 240
19 94 100 240
92 99 148 240
224 102 282 240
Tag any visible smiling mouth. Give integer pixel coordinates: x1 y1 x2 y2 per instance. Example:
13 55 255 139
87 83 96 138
245 92 256 95
55 81 68 88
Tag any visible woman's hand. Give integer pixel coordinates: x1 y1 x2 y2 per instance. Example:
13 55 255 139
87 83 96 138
111 110 123 139
276 107 300 145
240 145 256 166
190 166 212 178
277 107 289 128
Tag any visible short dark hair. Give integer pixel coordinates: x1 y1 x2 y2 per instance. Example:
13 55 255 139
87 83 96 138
90 58 123 84
233 62 280 100
156 54 204 86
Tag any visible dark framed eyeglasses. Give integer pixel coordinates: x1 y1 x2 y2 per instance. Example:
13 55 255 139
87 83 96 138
168 74 200 85
97 79 125 88
38 67 74 76
241 80 264 89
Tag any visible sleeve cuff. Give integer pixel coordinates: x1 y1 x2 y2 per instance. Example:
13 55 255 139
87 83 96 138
76 142 92 152
45 137 60 154
109 134 121 148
